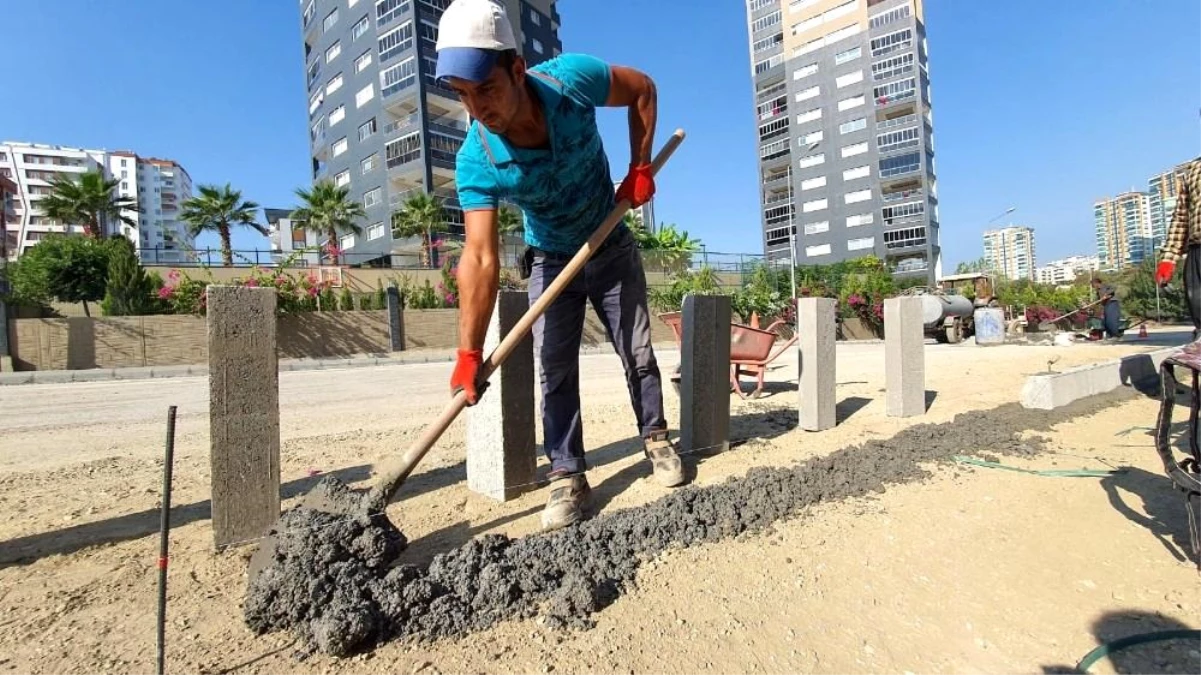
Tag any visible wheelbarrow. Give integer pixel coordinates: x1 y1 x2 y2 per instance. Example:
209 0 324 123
658 311 799 399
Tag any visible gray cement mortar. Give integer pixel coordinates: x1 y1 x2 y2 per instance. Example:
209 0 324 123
244 388 1139 657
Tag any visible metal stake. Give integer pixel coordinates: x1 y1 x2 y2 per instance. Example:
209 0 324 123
156 405 178 675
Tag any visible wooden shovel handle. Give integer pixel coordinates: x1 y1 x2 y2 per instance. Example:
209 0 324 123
366 129 687 509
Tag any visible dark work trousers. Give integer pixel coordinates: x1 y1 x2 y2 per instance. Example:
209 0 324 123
1187 244 1201 340
1102 299 1124 338
527 226 667 475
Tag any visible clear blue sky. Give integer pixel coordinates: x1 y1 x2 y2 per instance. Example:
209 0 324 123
3 0 1198 268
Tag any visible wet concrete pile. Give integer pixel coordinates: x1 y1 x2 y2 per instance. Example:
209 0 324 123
244 390 1135 657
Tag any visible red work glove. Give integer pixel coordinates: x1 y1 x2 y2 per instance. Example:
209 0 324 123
1155 261 1176 285
450 348 485 405
615 162 655 208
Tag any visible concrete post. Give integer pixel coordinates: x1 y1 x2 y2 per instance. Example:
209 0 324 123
680 294 731 455
0 297 11 372
386 285 404 351
797 297 837 431
466 291 536 501
207 286 280 549
884 296 926 418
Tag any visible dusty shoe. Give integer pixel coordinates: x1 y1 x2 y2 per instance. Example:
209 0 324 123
644 430 686 487
540 470 592 531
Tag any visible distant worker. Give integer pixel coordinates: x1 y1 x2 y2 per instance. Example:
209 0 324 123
1155 156 1201 340
1091 277 1123 340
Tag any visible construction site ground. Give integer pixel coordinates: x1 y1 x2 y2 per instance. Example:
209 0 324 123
1 329 1198 674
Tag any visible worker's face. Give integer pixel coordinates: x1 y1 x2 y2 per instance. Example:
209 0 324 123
447 58 526 135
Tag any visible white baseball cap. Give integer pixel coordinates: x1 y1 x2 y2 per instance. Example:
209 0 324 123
435 0 518 84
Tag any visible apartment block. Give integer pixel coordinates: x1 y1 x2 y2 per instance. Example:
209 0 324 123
1094 191 1150 271
745 0 940 282
1034 254 1100 285
0 141 195 264
982 225 1035 281
1 174 16 260
1148 161 1191 252
266 207 324 267
300 0 561 267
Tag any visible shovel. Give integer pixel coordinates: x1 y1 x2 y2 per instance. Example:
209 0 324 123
1038 297 1104 331
247 129 687 584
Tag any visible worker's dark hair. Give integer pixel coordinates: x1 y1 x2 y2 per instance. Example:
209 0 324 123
495 49 520 78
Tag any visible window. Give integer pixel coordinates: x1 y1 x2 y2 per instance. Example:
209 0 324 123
326 73 343 95
751 10 781 33
874 77 916 105
870 3 911 29
884 226 927 250
380 57 417 96
367 222 386 240
840 117 866 134
754 53 784 74
804 220 829 235
834 45 862 64
334 170 350 187
792 1 855 35
323 8 339 33
845 188 872 203
530 7 541 24
309 89 324 114
332 137 348 157
326 41 341 63
847 213 874 227
760 138 789 160
796 107 821 124
871 28 912 58
801 176 826 191
361 153 378 173
881 199 925 225
329 104 346 125
789 0 819 11
349 0 359 6
355 50 373 73
379 22 414 62
792 16 821 35
757 94 786 119
798 152 824 168
806 243 832 257
838 94 865 111
355 82 375 107
843 165 870 181
532 38 544 54
352 15 370 40
842 142 868 157
358 117 377 141
764 224 796 247
835 70 863 88
800 130 823 146
872 53 914 81
880 151 920 177
759 117 789 141
793 62 818 80
848 237 875 251
754 32 784 53
340 233 356 250
764 205 794 225
795 85 819 102
802 197 828 212
363 187 382 208
877 126 920 152
824 23 860 45
377 0 410 25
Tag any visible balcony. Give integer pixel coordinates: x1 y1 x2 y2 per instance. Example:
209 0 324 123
383 113 419 137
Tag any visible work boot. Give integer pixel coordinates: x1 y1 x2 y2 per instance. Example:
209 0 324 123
644 430 686 487
541 469 592 532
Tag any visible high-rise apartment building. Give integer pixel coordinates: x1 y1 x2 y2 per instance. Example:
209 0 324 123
1148 161 1191 252
300 0 561 267
745 0 940 282
1094 191 1151 271
1034 254 1100 285
0 175 16 261
0 141 194 263
982 225 1035 281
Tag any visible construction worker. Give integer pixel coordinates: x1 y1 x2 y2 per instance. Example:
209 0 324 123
1091 277 1123 340
434 0 685 531
1155 156 1201 340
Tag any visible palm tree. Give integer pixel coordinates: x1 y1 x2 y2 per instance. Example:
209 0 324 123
392 192 447 268
39 170 138 239
290 181 365 266
180 184 267 267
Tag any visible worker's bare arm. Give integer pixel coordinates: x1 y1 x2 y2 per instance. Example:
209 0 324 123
458 208 500 352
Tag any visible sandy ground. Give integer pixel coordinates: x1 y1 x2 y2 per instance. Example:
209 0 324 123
0 330 1198 674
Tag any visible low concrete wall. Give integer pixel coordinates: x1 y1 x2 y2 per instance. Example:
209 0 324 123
1020 346 1177 410
8 305 685 371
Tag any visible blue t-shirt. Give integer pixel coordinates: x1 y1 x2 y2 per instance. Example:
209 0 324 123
454 53 619 255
